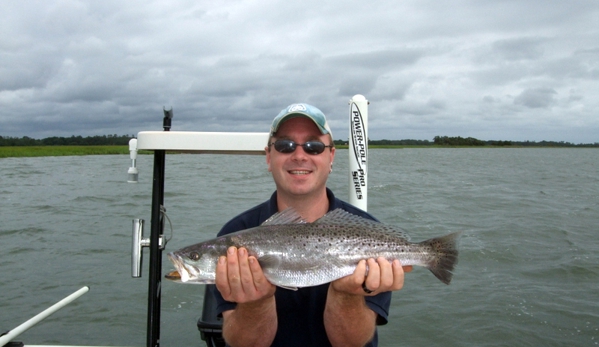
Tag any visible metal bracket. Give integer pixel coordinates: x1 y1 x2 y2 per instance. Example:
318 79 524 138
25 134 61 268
132 218 165 278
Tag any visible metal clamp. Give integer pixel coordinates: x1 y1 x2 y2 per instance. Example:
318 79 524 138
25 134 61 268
131 219 165 278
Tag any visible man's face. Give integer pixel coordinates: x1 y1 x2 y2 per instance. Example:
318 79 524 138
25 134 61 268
266 117 335 198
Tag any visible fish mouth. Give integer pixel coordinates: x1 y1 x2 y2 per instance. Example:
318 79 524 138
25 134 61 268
166 252 191 283
165 270 182 282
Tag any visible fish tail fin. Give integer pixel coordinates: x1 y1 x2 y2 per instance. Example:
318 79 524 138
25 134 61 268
420 232 461 285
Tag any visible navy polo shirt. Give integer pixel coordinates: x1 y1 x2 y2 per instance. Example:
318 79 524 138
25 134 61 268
212 188 391 347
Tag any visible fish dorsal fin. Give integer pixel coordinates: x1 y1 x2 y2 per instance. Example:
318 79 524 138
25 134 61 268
314 208 410 240
261 207 307 226
314 208 379 226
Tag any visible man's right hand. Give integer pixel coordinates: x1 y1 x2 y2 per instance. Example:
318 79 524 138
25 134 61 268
216 247 278 347
215 246 276 303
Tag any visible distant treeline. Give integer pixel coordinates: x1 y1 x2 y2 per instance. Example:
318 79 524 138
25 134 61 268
335 136 598 147
2 134 597 147
333 139 435 146
431 136 598 147
0 135 134 146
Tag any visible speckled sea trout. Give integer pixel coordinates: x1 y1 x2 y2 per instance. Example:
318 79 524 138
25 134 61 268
166 208 460 289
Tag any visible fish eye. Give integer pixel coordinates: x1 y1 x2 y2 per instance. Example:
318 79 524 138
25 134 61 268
189 252 200 261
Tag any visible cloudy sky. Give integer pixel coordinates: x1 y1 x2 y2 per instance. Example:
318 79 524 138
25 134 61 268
1 0 598 143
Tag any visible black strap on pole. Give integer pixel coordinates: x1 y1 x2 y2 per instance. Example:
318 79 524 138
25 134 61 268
147 108 173 347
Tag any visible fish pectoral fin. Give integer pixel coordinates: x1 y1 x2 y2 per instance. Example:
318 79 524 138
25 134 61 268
258 255 299 291
257 254 282 268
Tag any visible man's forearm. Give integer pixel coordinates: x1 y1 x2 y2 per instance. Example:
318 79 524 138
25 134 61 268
324 285 377 347
222 296 278 347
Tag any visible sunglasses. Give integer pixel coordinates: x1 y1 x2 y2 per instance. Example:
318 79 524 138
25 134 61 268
269 139 333 155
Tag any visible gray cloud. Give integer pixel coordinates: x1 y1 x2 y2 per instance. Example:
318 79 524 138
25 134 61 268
491 37 547 61
514 88 557 108
1 0 598 143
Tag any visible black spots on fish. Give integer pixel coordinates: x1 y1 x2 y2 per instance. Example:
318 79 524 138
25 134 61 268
418 232 461 285
428 237 457 254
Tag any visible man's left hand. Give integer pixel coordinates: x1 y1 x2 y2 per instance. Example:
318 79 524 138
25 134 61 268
330 258 412 296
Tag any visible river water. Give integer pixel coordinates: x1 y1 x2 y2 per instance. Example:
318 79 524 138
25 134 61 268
1 148 598 346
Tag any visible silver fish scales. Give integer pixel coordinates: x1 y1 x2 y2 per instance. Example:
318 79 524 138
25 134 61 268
167 208 461 289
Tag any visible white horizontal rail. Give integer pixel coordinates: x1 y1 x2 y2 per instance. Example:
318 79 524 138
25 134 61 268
136 131 270 154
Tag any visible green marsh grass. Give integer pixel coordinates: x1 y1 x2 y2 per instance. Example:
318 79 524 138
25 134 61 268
0 146 133 158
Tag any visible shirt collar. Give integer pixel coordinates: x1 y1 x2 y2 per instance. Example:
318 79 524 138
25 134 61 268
267 187 338 216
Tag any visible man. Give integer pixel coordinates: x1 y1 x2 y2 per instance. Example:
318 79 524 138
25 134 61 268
213 103 411 347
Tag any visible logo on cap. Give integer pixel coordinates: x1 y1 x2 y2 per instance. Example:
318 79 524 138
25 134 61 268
287 104 307 113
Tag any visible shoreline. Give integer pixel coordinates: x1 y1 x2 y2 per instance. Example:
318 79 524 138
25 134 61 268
0 146 133 158
1 145 596 158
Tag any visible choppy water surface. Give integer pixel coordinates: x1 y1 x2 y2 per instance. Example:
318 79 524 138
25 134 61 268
1 149 598 346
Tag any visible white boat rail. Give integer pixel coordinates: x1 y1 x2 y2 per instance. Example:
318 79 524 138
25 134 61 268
136 131 269 154
0 287 137 347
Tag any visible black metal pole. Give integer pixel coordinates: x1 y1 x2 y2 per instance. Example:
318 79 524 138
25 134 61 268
147 149 165 347
147 108 172 347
